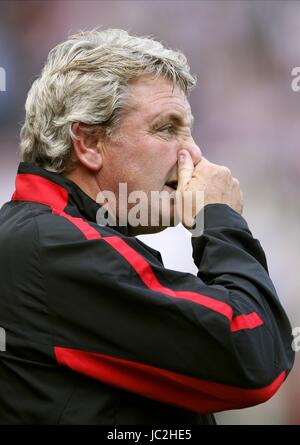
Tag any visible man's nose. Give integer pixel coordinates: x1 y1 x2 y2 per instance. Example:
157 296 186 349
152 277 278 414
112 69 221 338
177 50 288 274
180 138 202 166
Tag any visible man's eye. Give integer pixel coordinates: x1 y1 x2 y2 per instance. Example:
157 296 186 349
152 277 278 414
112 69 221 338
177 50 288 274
159 125 174 135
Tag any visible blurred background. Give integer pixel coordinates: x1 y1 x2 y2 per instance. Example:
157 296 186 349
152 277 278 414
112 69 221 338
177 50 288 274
0 0 299 424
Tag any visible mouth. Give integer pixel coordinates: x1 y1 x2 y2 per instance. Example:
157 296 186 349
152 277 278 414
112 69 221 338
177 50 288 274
164 180 178 191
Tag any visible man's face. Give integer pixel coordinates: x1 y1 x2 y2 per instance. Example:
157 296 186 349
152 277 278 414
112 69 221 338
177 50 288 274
98 75 201 234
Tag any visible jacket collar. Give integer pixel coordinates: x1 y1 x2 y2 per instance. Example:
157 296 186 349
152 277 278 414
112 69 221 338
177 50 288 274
12 162 128 235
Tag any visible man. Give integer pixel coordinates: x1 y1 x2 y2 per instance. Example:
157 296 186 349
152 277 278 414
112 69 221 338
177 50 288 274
0 29 294 424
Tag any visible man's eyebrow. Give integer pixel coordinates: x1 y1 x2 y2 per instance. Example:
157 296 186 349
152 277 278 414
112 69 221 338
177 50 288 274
151 112 194 128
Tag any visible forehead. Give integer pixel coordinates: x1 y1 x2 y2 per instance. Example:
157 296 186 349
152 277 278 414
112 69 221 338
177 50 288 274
127 75 193 125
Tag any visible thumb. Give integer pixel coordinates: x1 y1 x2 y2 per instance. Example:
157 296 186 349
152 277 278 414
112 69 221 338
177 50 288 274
177 149 194 192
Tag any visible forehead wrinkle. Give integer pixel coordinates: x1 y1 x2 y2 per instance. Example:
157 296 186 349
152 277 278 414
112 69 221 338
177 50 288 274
125 81 192 127
149 89 185 99
148 89 187 105
127 92 186 117
148 95 192 124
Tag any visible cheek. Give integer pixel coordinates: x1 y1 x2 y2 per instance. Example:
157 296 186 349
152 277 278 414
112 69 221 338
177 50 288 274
110 134 177 187
149 136 178 164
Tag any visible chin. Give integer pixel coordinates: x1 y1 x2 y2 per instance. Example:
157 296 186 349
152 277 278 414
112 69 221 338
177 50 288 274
128 204 178 236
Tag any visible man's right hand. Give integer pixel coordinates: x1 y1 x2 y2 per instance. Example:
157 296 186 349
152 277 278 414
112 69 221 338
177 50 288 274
176 149 244 228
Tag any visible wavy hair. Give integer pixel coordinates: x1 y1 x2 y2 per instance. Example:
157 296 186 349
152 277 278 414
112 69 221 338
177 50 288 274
20 29 196 173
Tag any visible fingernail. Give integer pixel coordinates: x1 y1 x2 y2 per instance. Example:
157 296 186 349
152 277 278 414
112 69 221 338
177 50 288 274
179 153 186 164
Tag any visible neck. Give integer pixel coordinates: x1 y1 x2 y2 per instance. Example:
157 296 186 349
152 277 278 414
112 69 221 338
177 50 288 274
63 165 100 202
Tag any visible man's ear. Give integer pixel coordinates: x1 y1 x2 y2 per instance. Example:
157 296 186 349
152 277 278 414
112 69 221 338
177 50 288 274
71 122 103 172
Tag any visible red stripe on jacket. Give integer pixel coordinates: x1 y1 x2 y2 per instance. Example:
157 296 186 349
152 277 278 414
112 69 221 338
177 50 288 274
54 345 286 414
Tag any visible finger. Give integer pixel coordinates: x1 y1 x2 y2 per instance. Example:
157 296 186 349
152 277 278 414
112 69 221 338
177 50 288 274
194 155 210 169
177 149 194 191
232 177 243 215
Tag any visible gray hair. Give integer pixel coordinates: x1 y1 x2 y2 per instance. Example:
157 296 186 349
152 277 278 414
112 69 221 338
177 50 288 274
20 28 196 173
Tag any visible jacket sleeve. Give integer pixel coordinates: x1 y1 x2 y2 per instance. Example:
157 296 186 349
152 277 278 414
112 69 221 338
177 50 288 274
38 203 295 414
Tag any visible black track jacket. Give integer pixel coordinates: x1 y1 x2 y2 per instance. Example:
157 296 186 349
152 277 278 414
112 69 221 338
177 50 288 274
0 162 294 424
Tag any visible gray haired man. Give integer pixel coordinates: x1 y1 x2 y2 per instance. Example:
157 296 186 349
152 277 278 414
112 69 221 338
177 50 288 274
0 29 294 425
